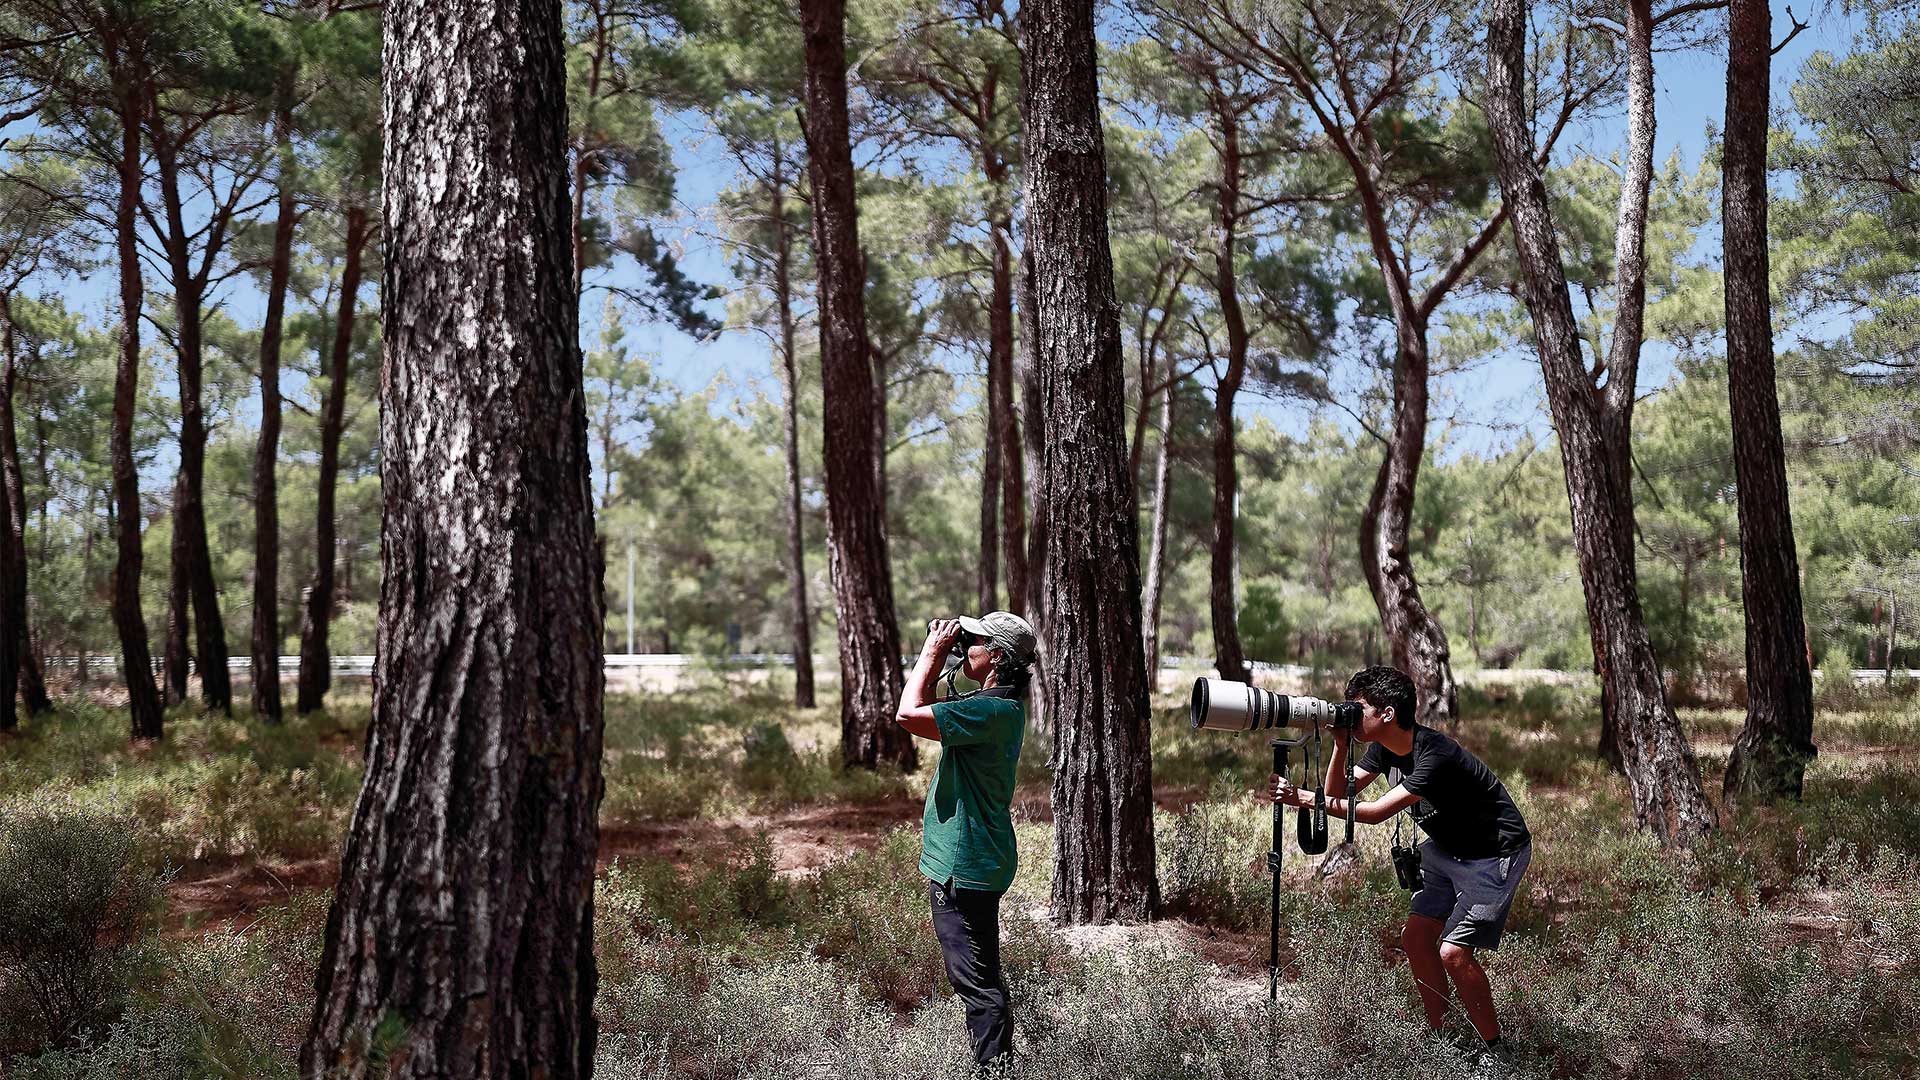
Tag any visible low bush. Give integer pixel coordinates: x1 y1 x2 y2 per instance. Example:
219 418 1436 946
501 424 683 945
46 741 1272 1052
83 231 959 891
0 809 168 1055
7 891 325 1079
1158 782 1269 930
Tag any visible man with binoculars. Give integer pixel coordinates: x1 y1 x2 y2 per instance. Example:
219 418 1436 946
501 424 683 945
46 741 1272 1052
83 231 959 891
1266 666 1532 1058
895 610 1037 1073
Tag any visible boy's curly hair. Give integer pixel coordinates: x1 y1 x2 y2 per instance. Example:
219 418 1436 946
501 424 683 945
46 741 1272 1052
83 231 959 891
1345 666 1417 728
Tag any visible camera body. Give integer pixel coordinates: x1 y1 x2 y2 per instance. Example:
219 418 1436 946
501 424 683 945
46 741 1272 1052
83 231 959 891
1190 678 1364 733
1391 840 1424 891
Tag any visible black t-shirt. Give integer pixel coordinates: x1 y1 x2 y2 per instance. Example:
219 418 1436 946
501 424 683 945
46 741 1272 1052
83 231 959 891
1359 726 1530 860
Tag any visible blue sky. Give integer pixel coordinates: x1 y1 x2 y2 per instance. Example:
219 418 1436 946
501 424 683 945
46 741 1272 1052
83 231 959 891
9 0 1869 483
623 0 1869 463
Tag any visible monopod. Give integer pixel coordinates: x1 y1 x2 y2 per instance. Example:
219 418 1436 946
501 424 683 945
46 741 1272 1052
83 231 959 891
1267 732 1312 1001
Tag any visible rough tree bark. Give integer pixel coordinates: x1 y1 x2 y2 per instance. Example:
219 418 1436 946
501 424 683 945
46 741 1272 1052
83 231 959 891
252 87 298 724
299 0 605 1073
1017 248 1050 731
151 128 231 713
109 59 164 741
1583 0 1684 767
1357 326 1459 728
1024 0 1159 923
1485 0 1718 844
1721 0 1817 802
296 205 368 716
1208 94 1249 682
799 0 916 771
770 146 816 709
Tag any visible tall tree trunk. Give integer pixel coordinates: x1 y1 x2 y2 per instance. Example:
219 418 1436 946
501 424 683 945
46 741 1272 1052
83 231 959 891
1019 248 1046 627
1209 101 1248 681
1593 0 1657 768
1359 326 1459 729
300 0 604 1072
0 309 15 730
152 132 231 713
1024 0 1158 924
771 158 816 709
111 68 163 741
569 3 608 299
979 326 1001 612
164 472 191 703
799 0 915 771
1720 0 1817 802
1 298 50 718
1486 0 1718 844
991 208 1028 618
252 89 298 724
296 207 366 715
1017 247 1049 730
1141 376 1174 683
1887 593 1899 686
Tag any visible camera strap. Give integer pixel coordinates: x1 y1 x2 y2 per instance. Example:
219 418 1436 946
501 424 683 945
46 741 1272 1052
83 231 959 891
1296 721 1330 854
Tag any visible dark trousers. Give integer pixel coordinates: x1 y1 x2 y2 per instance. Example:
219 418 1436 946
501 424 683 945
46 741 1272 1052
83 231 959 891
929 878 1013 1065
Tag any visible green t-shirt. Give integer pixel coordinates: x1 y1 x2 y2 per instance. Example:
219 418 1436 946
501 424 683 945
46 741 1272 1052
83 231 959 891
919 693 1025 892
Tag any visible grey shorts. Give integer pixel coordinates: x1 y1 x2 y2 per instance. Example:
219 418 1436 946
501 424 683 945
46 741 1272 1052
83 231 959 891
1409 840 1531 950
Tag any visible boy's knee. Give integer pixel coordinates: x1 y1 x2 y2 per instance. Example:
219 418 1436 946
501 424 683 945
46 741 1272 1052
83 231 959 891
1438 942 1476 973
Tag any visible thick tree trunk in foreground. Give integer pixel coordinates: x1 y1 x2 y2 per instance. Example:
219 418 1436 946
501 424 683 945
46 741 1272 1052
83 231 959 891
771 162 816 709
299 0 605 1073
1486 0 1718 844
252 92 297 724
153 134 231 713
1024 0 1158 924
296 205 368 716
1721 0 1816 801
111 75 163 741
800 0 915 771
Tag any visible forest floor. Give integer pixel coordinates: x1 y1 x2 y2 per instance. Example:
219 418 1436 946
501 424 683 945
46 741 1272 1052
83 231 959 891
2 671 1918 1078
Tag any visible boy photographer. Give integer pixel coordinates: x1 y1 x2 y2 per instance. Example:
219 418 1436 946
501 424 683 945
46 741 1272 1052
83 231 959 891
896 611 1036 1072
1267 666 1531 1057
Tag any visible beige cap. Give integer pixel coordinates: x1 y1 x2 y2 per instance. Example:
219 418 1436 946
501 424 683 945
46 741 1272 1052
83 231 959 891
957 610 1037 665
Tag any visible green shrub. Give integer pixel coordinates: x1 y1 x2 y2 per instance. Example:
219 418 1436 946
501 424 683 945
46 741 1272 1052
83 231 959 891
727 831 787 922
806 827 947 1007
1159 784 1268 930
0 809 168 1055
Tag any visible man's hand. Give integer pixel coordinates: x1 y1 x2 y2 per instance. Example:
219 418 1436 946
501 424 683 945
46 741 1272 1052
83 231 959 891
923 618 963 660
1267 774 1302 807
